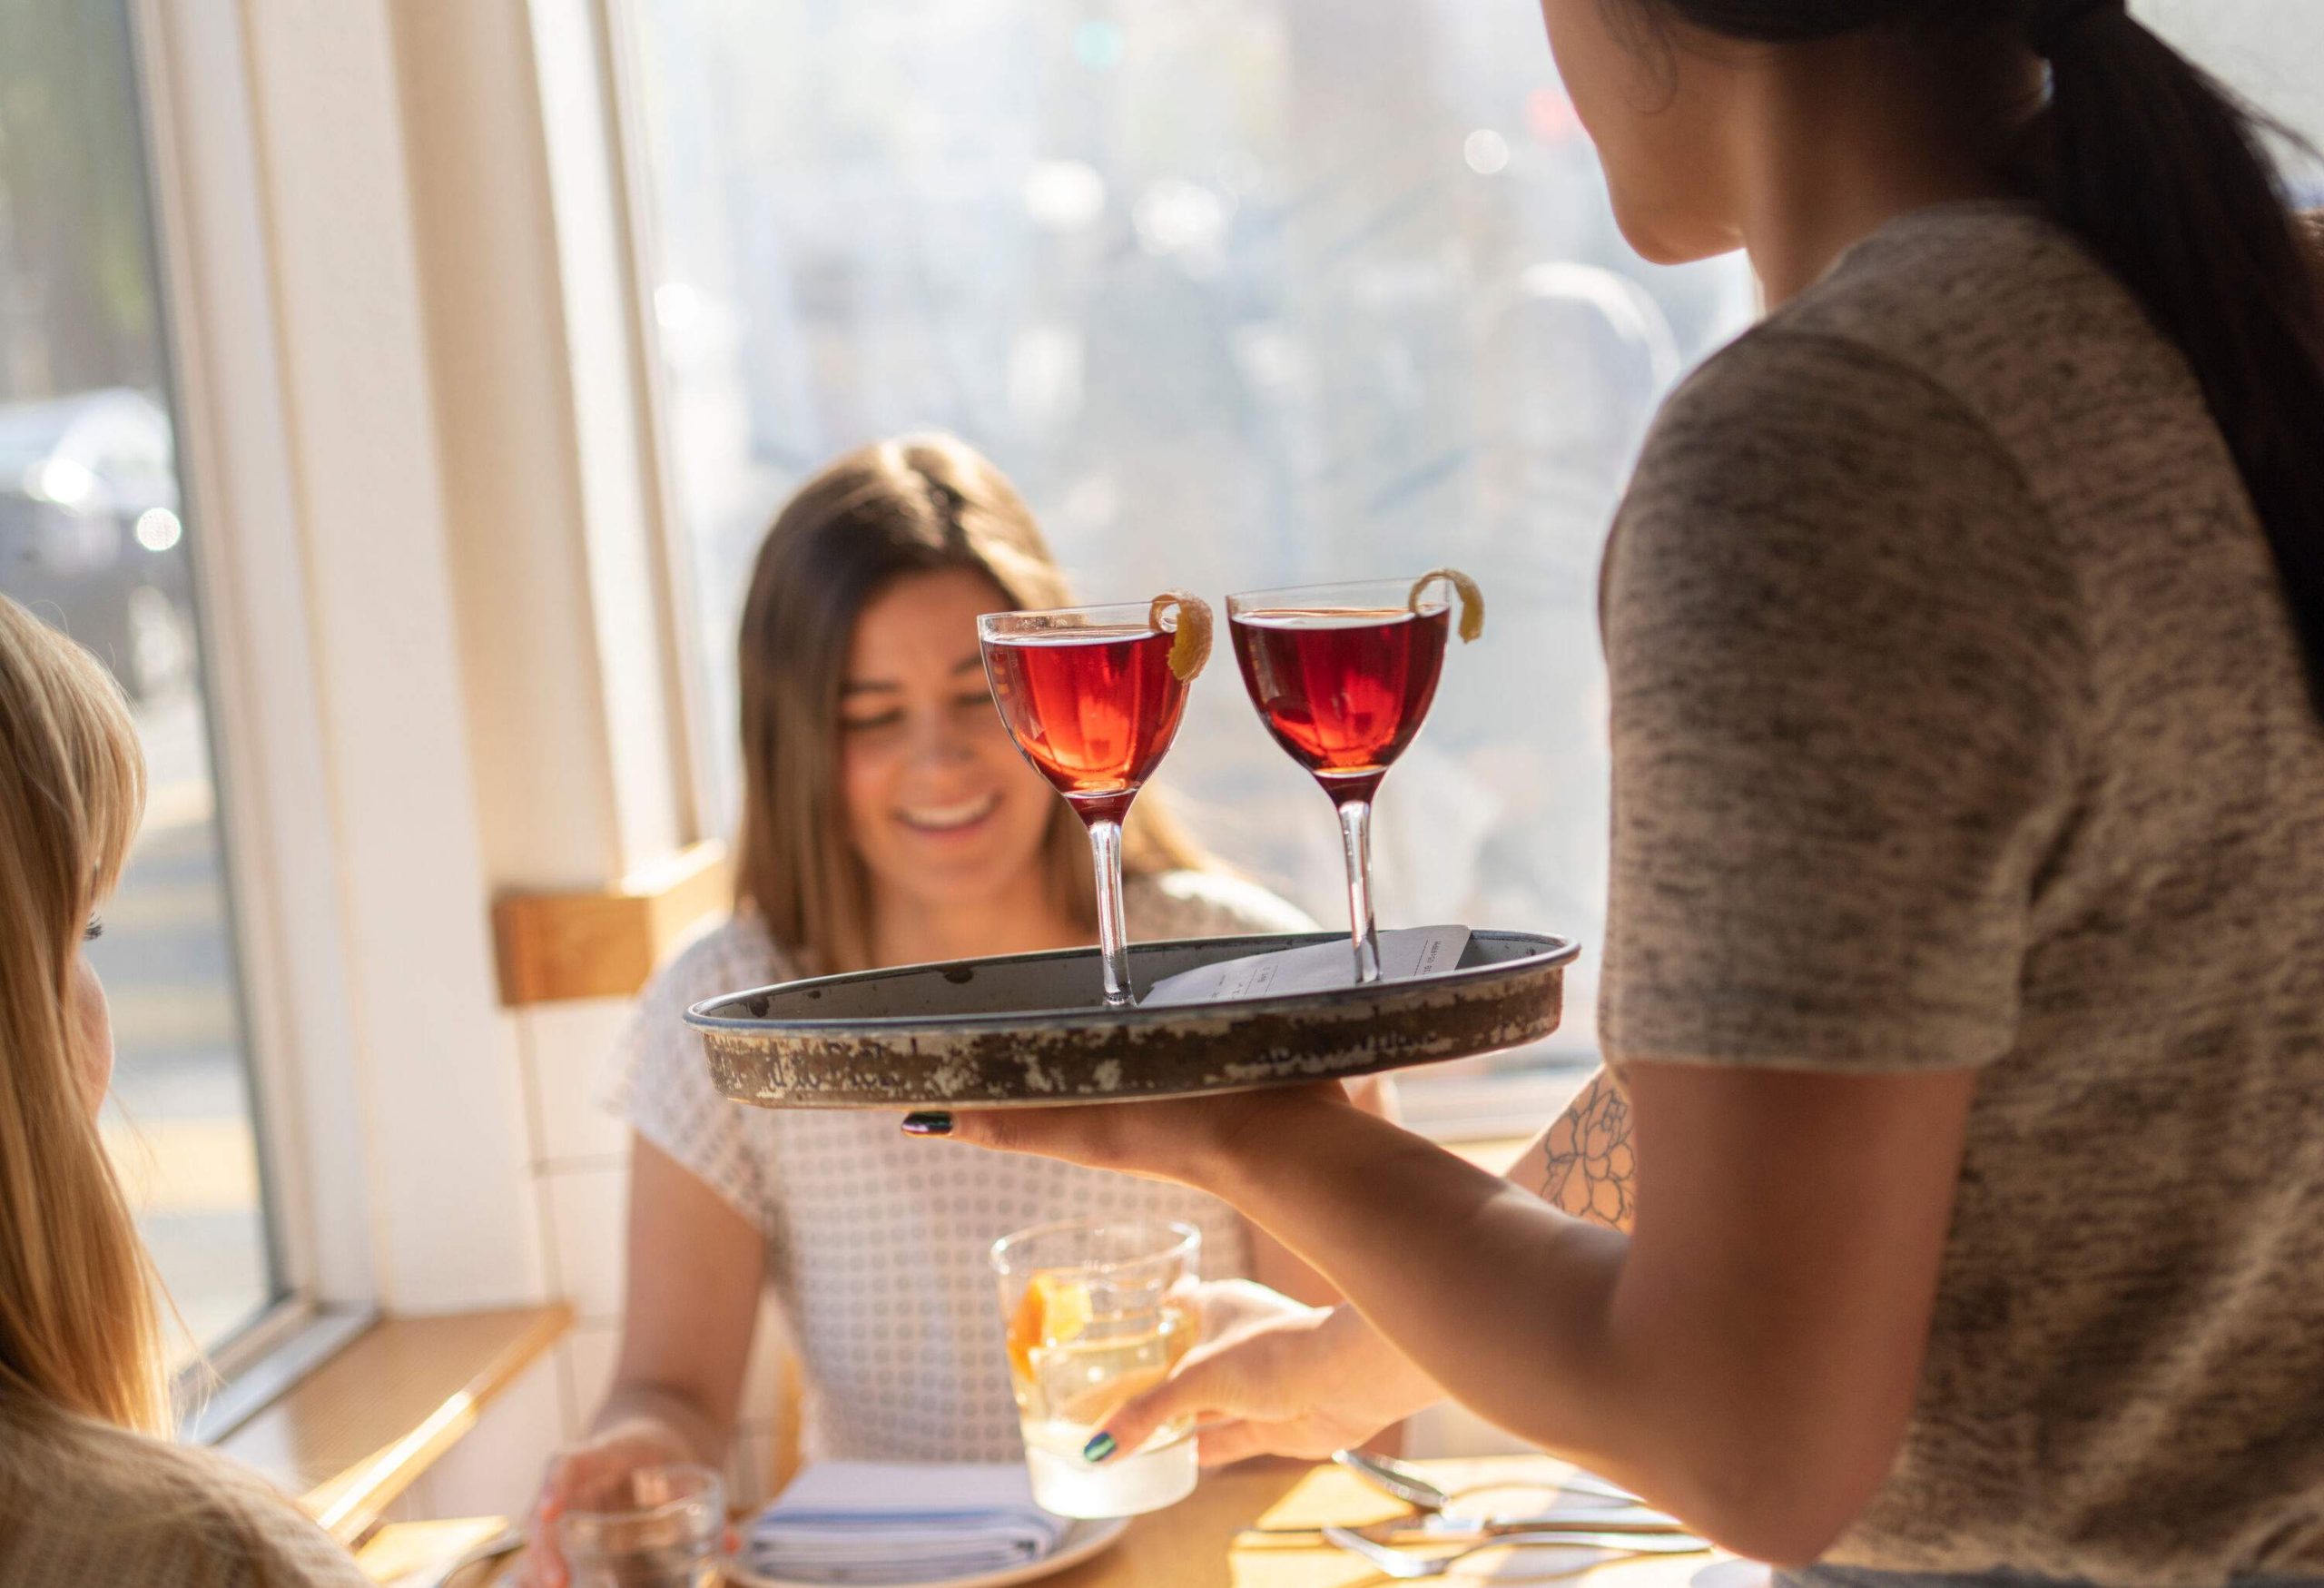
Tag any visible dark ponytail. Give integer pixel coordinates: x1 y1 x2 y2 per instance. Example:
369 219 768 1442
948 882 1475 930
1626 0 2324 712
2034 1 2324 711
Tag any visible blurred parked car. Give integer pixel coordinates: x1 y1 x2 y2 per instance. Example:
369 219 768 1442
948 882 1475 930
0 388 190 700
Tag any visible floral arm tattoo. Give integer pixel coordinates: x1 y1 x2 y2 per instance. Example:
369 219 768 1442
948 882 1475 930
1537 1067 1637 1234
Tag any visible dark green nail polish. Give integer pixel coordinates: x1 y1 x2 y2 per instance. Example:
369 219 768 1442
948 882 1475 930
1082 1431 1117 1464
902 1111 953 1136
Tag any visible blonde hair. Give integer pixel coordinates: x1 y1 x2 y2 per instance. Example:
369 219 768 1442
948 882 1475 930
734 433 1207 972
0 593 165 1435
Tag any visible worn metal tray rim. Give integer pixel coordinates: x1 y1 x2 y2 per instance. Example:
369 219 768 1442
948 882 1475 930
684 929 1581 1035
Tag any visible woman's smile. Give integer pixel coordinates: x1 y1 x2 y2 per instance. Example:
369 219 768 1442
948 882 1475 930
893 789 1005 839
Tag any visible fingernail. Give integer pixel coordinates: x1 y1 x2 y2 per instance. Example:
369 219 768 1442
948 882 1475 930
901 1111 953 1137
1082 1431 1118 1464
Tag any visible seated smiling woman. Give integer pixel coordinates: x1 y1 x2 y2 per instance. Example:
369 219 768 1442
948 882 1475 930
523 436 1388 1587
925 5 2324 1586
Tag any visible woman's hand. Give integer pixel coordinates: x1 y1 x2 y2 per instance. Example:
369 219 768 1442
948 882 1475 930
1194 1277 1315 1343
1103 1291 1442 1468
911 1080 1357 1189
518 1420 697 1588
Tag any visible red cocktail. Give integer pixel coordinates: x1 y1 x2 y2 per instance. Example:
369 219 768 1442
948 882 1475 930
1226 572 1482 983
980 596 1212 1007
1231 605 1450 803
982 626 1188 828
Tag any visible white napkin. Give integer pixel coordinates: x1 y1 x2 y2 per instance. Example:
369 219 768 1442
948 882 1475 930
743 1463 1070 1585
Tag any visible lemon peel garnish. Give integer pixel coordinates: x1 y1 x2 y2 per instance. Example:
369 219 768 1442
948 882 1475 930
1006 1272 1094 1383
1410 567 1484 643
1149 591 1213 682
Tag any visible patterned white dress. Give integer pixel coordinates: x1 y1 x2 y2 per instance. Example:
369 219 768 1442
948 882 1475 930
604 869 1315 1463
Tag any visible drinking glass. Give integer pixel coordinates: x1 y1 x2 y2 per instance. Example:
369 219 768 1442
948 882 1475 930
554 1463 725 1588
1227 572 1479 982
980 597 1209 1007
991 1218 1201 1518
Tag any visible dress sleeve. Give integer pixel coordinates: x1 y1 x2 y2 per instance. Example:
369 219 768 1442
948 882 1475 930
600 923 783 1227
1600 328 2086 1072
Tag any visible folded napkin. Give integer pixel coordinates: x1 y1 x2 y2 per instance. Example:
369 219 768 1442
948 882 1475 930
743 1463 1071 1585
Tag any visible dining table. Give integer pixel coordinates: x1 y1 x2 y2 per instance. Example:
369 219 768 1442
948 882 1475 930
355 1455 1752 1587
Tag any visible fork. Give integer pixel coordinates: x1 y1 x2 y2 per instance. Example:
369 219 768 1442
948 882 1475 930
1321 1524 1712 1581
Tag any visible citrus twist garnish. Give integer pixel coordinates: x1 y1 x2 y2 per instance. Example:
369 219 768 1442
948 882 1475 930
1005 1272 1093 1383
1149 591 1213 682
1410 567 1485 644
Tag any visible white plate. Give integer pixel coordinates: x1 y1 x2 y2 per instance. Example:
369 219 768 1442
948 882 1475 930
725 1515 1130 1588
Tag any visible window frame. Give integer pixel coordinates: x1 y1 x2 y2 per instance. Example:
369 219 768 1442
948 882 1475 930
597 0 729 851
128 0 384 1398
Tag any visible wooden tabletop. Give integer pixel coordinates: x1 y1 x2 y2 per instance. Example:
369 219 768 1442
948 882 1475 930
359 1455 1739 1587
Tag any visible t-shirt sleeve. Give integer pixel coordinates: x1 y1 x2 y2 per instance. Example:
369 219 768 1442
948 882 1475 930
1599 329 2085 1072
600 925 782 1227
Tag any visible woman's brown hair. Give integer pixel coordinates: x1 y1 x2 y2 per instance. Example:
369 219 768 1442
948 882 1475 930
734 433 1207 972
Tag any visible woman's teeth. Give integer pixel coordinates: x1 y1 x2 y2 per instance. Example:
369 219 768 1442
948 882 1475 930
898 793 1000 833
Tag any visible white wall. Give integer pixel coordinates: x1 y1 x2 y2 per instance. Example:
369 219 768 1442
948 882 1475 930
367 0 742 1517
400 995 800 1518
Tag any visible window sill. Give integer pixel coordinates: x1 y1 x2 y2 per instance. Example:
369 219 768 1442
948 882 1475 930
185 1304 379 1448
213 1303 572 1544
493 841 727 1005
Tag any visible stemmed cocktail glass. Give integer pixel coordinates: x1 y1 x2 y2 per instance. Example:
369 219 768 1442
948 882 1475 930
980 595 1212 1008
1227 570 1481 983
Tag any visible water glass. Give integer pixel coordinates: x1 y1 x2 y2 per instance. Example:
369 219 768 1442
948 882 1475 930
556 1463 726 1588
991 1218 1200 1517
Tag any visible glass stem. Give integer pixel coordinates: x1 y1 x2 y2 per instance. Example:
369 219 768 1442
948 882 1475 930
1335 797 1383 985
1088 816 1134 1007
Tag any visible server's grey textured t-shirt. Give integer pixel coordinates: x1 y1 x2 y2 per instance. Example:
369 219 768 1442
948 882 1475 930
606 869 1314 1465
1601 204 2324 1584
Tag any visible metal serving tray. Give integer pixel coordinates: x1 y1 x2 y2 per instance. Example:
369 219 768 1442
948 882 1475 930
687 929 1580 1110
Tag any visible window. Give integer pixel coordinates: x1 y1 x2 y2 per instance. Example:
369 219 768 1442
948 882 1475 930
625 0 1757 1094
0 0 280 1358
2143 1 2324 179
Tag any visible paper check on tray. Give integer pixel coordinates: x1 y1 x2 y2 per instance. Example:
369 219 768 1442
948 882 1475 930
1139 925 1472 1009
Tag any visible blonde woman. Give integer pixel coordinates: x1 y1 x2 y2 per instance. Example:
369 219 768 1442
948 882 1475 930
0 594 369 1585
525 435 1384 1584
